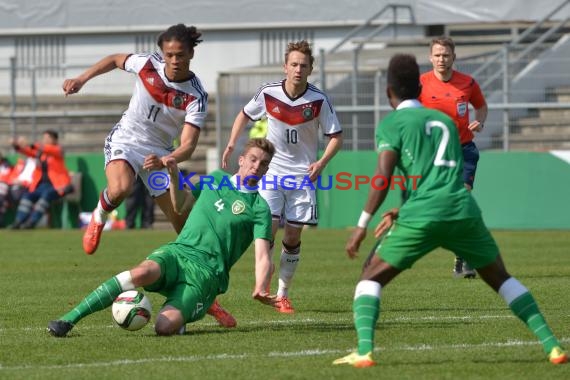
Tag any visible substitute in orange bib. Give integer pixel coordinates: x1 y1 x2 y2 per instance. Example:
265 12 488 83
10 130 72 229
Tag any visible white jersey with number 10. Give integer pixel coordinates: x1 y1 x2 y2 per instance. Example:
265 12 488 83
243 80 341 177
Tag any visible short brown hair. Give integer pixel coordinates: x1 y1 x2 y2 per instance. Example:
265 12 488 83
243 138 275 159
285 40 314 67
430 36 455 54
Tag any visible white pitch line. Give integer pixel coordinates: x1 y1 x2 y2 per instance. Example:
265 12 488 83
0 338 568 372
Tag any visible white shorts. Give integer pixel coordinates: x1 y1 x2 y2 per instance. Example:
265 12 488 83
258 174 318 225
104 139 172 198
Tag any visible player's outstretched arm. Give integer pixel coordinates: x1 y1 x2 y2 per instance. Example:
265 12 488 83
252 238 277 305
165 157 195 215
62 54 129 96
222 111 250 169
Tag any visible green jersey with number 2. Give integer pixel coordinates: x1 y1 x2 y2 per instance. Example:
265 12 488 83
376 103 481 222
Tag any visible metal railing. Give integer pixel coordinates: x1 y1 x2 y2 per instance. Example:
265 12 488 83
327 3 415 54
3 4 570 156
0 59 130 145
216 46 570 154
472 0 570 92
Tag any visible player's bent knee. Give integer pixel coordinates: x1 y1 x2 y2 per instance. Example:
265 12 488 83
154 305 184 336
154 313 184 336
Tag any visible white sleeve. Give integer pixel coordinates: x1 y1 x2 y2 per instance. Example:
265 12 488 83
320 97 342 135
123 53 152 74
243 90 266 120
184 94 208 128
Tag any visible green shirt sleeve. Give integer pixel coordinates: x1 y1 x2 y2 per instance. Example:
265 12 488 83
376 112 401 154
253 197 273 241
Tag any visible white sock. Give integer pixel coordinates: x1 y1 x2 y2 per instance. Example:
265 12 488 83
115 271 135 291
277 252 299 298
354 280 381 299
498 277 528 305
93 200 110 224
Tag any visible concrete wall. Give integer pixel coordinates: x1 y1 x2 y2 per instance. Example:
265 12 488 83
318 150 570 229
5 149 565 229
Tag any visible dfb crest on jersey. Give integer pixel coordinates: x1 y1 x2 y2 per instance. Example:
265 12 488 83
302 107 314 120
231 200 246 215
173 95 184 108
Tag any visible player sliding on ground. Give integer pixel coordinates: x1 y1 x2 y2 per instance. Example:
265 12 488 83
333 54 567 367
48 139 277 337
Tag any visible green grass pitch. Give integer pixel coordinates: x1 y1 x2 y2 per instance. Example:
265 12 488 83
0 229 568 379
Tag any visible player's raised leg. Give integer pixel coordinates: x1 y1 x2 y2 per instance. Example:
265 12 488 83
83 160 135 254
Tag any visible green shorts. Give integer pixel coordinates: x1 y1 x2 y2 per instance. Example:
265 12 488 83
144 244 219 323
377 217 499 270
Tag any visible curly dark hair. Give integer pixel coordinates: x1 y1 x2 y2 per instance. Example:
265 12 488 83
387 54 420 100
157 24 203 51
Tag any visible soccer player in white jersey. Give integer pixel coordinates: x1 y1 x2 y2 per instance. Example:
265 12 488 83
62 24 236 328
222 41 343 313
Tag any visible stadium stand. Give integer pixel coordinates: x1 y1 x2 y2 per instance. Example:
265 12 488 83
1 2 569 229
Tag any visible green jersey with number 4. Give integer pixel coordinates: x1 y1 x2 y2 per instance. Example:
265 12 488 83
172 170 272 293
376 102 481 221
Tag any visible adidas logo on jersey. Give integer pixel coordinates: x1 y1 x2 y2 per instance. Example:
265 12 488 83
272 106 280 113
146 77 155 86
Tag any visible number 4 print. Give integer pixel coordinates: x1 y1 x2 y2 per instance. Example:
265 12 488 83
214 199 225 212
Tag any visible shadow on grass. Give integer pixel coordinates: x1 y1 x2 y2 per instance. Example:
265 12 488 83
178 321 356 336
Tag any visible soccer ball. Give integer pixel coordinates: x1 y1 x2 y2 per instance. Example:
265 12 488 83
111 290 152 331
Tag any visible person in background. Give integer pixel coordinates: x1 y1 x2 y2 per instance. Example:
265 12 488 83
249 114 268 139
0 155 37 228
125 176 155 229
418 36 488 278
0 152 15 227
10 130 72 229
